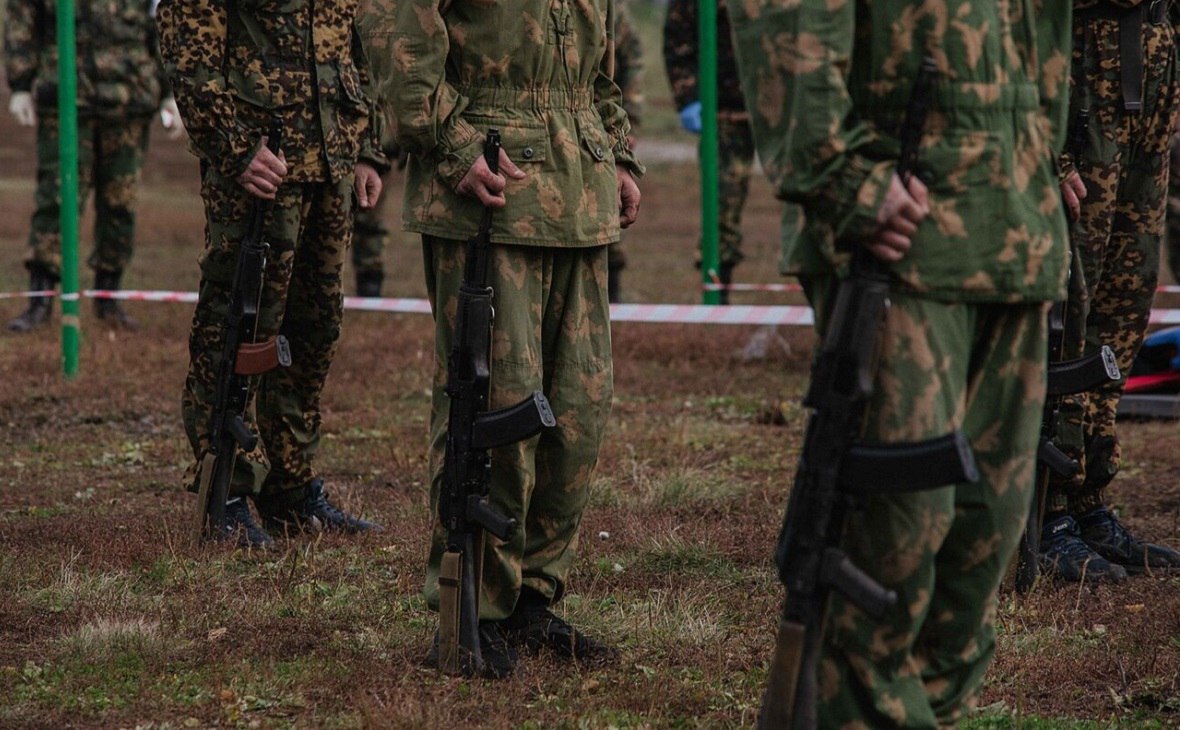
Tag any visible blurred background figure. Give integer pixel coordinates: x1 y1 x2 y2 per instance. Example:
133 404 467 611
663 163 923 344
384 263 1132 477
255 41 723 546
608 0 644 304
3 0 181 332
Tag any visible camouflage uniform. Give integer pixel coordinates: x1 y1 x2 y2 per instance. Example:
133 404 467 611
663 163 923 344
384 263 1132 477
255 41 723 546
159 0 387 504
350 130 399 296
663 0 753 294
608 0 643 302
2 0 164 290
364 0 642 621
1048 0 1180 516
731 0 1070 724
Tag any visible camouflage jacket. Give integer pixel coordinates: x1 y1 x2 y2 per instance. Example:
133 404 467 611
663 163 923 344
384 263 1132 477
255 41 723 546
3 0 166 119
663 0 747 114
157 0 386 183
730 0 1072 302
362 0 643 246
615 0 644 127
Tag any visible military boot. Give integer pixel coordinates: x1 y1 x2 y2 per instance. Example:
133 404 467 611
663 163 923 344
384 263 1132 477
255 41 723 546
6 268 56 333
1039 514 1128 583
93 270 139 331
1078 506 1180 574
211 498 274 549
501 587 619 664
356 271 384 298
424 622 519 679
257 478 382 535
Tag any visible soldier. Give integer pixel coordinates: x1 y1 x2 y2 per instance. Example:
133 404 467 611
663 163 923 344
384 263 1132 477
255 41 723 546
663 0 752 305
732 0 1070 725
365 0 642 676
158 0 388 547
3 0 177 332
349 132 400 298
1040 0 1180 581
608 0 644 303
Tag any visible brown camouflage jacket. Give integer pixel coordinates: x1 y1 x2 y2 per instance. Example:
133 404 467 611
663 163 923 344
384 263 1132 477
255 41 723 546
3 0 166 119
157 0 386 182
361 0 643 246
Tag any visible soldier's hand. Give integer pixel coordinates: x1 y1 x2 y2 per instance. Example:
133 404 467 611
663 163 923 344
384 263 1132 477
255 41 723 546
237 138 288 200
355 162 383 210
868 173 929 262
456 149 525 208
1060 170 1087 221
158 96 185 140
8 91 35 127
617 166 640 228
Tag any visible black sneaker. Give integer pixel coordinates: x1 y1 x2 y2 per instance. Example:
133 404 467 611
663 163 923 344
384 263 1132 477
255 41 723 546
1039 514 1127 583
1078 507 1180 575
424 622 518 679
257 479 382 535
503 601 618 664
211 498 274 549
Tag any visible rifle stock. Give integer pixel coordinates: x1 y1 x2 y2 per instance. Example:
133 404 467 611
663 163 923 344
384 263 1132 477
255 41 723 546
436 129 557 677
758 58 981 728
192 122 291 545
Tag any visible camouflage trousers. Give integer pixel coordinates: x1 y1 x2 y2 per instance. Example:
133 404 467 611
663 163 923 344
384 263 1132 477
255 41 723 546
421 236 613 621
181 164 355 504
351 170 390 277
696 115 754 269
804 277 1048 728
24 113 151 279
1049 14 1179 514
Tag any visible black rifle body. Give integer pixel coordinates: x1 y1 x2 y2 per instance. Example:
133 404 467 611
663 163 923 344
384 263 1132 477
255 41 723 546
758 58 981 729
192 124 291 544
437 129 557 676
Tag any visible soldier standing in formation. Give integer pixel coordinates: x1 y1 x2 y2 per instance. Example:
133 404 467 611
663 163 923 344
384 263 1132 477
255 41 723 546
663 0 752 305
348 130 401 299
607 0 644 304
3 0 178 332
1040 0 1180 582
732 0 1071 725
158 0 388 547
367 0 642 676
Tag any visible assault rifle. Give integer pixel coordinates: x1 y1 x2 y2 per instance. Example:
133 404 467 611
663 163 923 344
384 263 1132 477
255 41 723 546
193 122 291 545
436 129 556 676
758 58 981 729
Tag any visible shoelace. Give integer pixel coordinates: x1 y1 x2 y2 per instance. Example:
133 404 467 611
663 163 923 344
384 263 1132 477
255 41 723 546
1046 524 1097 562
1087 512 1137 553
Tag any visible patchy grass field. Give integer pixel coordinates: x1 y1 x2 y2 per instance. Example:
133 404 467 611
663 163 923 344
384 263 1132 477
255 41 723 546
3 12 1180 728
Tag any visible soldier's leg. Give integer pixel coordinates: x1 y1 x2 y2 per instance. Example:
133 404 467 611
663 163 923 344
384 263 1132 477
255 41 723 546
715 116 754 303
606 240 625 303
812 286 1045 728
89 117 150 329
351 172 389 297
181 165 306 500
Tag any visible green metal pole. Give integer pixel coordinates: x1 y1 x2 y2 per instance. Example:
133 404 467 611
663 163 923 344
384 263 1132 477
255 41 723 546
57 0 81 376
698 0 720 305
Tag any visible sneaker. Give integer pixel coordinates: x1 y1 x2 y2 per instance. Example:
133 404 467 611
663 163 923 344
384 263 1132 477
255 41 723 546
257 479 382 535
502 600 618 664
1039 514 1127 583
1078 507 1180 575
424 622 518 679
211 498 274 549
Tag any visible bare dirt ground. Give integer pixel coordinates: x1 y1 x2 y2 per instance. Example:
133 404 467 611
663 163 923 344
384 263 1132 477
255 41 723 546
2 80 1180 730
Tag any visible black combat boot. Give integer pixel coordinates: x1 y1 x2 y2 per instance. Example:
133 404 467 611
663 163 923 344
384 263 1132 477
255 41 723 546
257 478 382 535
6 268 56 333
424 622 519 679
717 263 734 305
1039 514 1128 583
93 270 139 330
356 271 384 298
501 587 619 664
1078 506 1180 574
211 498 274 549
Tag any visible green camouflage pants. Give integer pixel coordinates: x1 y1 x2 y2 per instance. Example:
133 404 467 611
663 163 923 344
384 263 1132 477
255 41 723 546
25 114 151 278
1049 14 1179 514
804 278 1048 728
696 115 754 269
181 164 355 504
421 236 613 621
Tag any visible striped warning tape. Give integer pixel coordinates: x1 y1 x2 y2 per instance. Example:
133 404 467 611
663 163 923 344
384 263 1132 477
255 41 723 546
6 288 1180 327
702 281 1180 294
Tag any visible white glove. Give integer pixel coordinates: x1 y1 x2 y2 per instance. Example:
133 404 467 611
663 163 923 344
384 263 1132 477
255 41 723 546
159 96 185 139
8 91 35 126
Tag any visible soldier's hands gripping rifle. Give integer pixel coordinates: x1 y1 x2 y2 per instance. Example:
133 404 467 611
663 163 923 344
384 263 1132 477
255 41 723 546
758 58 981 729
192 122 291 545
436 129 556 677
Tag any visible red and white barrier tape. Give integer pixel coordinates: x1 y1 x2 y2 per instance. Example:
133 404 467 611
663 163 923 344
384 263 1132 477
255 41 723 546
7 288 1180 327
701 281 1180 294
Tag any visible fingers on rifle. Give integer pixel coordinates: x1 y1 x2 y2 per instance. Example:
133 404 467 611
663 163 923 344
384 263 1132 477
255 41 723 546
906 175 930 213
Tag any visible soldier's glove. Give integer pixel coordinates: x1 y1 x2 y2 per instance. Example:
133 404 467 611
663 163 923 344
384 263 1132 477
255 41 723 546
159 96 185 140
678 100 701 135
8 91 35 127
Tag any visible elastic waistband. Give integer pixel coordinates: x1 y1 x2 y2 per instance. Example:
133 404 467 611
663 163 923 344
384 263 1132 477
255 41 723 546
457 84 594 111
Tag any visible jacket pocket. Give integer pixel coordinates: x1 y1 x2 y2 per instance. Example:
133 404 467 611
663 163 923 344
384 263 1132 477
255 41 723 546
576 117 614 167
